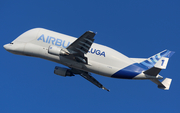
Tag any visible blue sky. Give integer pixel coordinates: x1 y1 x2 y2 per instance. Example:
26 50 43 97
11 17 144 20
1 0 180 113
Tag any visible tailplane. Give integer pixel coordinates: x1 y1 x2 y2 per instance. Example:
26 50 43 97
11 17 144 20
141 50 174 90
150 78 172 90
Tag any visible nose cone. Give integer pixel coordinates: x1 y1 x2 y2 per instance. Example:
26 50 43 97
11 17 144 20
3 43 13 51
3 43 25 55
3 44 6 49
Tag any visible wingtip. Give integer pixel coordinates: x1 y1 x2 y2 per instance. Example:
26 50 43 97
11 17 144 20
102 86 110 92
87 30 97 34
88 30 94 33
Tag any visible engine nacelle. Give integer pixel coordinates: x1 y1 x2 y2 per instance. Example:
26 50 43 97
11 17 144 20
54 66 74 77
48 45 69 56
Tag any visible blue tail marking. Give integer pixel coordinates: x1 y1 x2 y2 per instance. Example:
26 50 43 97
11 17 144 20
140 50 175 69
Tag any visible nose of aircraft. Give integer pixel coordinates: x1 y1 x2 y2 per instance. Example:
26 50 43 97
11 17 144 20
3 43 25 55
3 43 12 51
3 44 6 49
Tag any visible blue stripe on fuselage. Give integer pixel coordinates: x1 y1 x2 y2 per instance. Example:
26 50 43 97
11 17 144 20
111 63 147 79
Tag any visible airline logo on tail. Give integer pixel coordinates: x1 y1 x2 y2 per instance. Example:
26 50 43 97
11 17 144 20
140 50 175 69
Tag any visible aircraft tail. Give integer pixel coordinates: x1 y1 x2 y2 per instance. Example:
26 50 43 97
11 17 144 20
141 50 174 90
140 50 175 69
143 66 173 90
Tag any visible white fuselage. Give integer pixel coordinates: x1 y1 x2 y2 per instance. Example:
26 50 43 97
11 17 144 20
3 28 152 79
3 28 175 90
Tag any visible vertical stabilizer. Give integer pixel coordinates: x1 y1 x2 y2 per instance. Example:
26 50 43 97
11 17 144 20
154 57 169 69
140 50 175 69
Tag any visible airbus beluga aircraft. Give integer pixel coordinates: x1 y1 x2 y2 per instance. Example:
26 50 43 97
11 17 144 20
3 28 174 91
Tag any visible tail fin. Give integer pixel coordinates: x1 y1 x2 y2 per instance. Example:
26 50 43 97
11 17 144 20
141 50 174 90
140 50 175 69
150 78 172 90
154 57 169 69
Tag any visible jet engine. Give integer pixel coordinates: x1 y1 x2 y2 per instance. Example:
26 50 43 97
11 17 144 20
48 45 69 56
54 66 74 77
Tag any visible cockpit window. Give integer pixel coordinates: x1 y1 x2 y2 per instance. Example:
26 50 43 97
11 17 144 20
10 43 13 44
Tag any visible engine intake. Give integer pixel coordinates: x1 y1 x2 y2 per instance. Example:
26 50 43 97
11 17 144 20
54 66 74 77
48 45 69 56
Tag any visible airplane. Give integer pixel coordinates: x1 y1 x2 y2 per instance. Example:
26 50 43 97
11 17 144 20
3 28 175 91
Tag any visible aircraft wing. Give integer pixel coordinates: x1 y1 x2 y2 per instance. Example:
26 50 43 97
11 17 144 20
70 68 110 92
67 31 95 54
66 31 110 91
66 31 95 63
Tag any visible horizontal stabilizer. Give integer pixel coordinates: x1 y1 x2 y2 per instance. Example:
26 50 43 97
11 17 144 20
150 78 172 90
159 78 172 90
144 67 161 76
